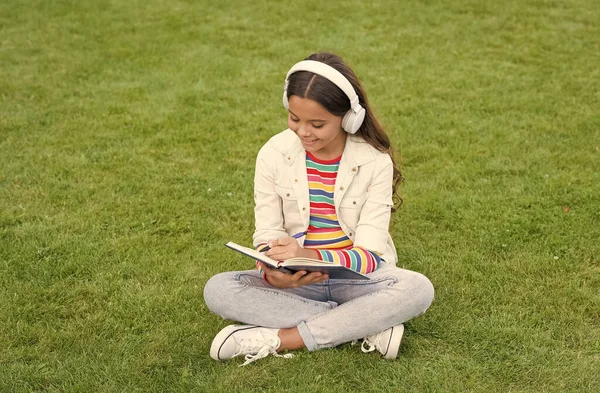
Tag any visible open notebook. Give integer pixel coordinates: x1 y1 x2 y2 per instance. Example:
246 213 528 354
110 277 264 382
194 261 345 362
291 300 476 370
225 242 369 280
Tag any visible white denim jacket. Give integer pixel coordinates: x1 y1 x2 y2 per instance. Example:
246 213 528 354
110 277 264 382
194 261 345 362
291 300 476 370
253 129 397 265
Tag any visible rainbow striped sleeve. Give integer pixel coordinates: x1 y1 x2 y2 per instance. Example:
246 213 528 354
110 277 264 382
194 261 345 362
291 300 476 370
317 247 381 274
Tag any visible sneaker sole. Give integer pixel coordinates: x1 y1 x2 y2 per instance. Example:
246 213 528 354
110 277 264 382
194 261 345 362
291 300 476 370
210 324 258 361
382 324 404 359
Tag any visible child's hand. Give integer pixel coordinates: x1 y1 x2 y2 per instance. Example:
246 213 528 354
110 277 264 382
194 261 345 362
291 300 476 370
264 236 318 261
259 262 328 288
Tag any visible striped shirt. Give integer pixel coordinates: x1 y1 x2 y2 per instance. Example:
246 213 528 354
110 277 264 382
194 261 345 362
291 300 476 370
303 152 381 274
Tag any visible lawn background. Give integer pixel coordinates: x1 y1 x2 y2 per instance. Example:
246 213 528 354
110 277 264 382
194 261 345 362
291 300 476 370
1 0 599 392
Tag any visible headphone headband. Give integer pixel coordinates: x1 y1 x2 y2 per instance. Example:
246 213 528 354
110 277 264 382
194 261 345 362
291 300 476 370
283 60 366 134
285 60 361 112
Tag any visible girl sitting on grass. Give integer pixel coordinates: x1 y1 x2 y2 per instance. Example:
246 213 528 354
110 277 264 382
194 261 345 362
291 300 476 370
204 52 434 366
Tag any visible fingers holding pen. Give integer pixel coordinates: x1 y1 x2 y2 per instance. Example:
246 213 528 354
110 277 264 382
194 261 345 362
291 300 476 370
261 232 307 255
264 236 302 260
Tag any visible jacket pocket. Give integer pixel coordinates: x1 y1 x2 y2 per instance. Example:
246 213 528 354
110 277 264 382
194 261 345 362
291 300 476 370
340 192 368 208
275 185 297 200
274 185 303 232
339 192 368 229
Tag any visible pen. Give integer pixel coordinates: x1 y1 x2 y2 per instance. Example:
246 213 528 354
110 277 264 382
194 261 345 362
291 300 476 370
259 231 307 252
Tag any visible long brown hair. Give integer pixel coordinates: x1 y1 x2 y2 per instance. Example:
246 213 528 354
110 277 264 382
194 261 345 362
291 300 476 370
286 52 403 209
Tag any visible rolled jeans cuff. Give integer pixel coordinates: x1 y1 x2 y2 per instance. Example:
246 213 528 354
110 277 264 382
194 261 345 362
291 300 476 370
297 321 318 351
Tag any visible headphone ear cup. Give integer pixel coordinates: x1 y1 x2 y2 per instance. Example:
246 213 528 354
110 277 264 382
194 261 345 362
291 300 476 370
342 107 366 134
341 112 353 133
282 90 289 110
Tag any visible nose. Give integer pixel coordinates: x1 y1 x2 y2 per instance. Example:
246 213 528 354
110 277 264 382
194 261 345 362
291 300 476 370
296 123 311 137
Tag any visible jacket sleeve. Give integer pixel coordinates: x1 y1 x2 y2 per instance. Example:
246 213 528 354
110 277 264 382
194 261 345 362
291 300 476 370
252 144 288 248
352 154 394 259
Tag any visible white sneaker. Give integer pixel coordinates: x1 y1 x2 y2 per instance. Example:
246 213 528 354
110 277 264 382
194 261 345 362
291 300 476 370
210 324 293 366
361 324 404 359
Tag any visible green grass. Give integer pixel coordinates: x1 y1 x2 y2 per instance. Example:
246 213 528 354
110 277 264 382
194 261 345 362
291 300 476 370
1 0 599 391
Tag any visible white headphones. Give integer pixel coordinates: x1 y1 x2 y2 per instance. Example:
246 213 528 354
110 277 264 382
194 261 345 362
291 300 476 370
283 60 366 134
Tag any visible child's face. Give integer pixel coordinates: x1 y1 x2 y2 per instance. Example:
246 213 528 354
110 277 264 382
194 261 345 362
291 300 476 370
287 95 346 159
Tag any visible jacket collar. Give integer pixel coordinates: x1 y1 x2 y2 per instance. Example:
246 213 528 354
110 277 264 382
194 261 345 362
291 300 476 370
272 129 378 167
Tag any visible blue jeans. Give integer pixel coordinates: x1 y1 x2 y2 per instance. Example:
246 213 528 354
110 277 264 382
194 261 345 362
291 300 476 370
203 263 434 351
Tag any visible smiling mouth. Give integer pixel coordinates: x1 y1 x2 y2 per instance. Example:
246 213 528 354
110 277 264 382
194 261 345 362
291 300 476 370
302 138 318 145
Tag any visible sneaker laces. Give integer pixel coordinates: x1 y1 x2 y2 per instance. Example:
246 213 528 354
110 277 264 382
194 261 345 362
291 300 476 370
360 331 385 354
237 331 294 367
